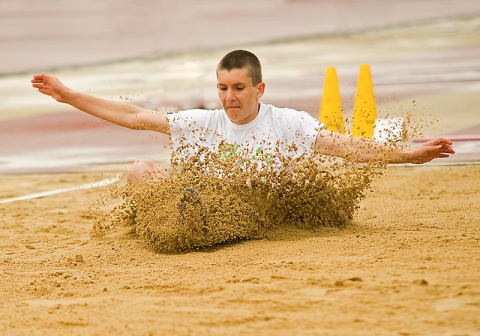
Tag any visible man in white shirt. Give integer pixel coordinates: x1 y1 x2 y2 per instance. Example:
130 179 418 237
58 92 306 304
31 50 455 183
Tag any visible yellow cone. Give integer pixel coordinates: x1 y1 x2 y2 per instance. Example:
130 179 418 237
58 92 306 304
351 64 377 139
319 67 346 134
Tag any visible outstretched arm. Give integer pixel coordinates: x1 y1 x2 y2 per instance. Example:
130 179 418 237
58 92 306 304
315 129 455 164
31 74 170 134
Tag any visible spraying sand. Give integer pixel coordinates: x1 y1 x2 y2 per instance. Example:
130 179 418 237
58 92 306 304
92 137 393 252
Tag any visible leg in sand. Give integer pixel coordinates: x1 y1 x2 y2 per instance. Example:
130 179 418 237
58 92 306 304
118 159 171 230
126 159 204 226
126 159 170 184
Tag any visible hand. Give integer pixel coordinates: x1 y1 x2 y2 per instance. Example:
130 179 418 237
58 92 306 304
407 138 455 164
31 73 70 103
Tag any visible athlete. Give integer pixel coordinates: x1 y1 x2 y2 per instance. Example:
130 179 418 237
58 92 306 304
31 50 455 184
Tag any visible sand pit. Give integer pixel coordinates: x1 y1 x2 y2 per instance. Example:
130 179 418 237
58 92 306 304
0 165 478 335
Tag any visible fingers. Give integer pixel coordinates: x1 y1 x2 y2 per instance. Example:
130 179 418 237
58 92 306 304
31 73 53 96
30 74 68 102
31 73 53 90
444 145 455 154
424 137 452 147
437 137 453 145
423 138 455 156
411 139 455 164
31 74 46 92
436 142 455 154
431 144 454 162
31 73 44 80
434 144 454 154
434 145 450 158
31 73 46 84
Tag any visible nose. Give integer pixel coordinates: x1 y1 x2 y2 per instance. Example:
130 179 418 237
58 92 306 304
225 88 236 101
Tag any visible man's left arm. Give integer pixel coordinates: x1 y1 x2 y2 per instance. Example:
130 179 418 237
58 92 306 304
314 129 455 164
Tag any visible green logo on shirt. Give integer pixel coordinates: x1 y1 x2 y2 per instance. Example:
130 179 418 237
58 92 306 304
218 143 272 165
217 143 240 158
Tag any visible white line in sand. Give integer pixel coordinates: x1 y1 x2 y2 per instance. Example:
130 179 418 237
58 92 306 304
0 174 122 205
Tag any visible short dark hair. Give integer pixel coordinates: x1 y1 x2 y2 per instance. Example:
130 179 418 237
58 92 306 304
217 50 262 85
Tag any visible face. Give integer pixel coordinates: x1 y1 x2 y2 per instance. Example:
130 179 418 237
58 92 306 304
216 67 265 125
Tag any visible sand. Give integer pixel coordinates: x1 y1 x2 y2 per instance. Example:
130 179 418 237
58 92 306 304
1 164 479 335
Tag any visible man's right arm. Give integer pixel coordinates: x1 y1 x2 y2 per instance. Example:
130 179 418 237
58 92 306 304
31 74 170 134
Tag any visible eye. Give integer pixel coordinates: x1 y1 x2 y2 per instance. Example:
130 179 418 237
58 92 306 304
236 87 245 91
218 87 227 91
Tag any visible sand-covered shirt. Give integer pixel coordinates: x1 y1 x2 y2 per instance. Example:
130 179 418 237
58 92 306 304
167 103 324 165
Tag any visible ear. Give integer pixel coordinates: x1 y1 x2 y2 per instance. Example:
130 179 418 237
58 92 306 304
256 82 265 99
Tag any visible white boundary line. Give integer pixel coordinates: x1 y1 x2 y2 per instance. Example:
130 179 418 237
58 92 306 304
0 174 122 205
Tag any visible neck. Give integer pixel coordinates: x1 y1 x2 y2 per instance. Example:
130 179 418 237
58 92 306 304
250 103 261 122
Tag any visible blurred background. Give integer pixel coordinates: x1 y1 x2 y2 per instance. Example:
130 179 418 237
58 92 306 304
1 0 479 173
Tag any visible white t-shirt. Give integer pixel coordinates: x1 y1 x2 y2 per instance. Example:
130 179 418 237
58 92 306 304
167 103 324 164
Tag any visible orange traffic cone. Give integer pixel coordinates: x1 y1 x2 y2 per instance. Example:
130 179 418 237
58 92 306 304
351 64 377 139
319 67 346 134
